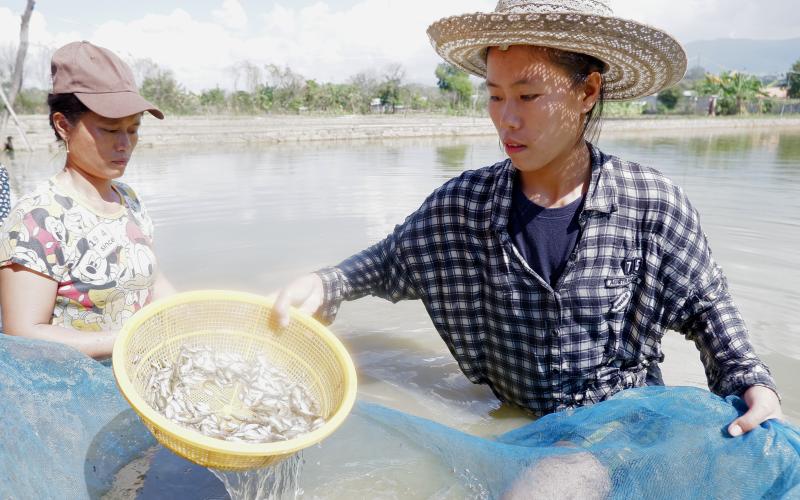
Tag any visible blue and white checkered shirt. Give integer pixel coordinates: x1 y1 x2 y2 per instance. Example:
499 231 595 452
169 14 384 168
315 144 778 416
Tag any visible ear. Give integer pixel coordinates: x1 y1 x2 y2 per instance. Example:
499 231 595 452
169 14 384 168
581 72 603 113
51 112 73 142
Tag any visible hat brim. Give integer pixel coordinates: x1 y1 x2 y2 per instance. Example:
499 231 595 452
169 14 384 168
427 12 687 101
74 91 165 120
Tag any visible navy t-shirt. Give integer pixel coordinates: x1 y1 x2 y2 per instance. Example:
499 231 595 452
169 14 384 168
508 176 585 288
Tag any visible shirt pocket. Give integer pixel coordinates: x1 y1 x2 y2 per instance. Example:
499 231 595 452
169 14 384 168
567 275 632 365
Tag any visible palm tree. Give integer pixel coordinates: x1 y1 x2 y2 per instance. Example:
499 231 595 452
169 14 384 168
788 59 800 99
697 71 766 115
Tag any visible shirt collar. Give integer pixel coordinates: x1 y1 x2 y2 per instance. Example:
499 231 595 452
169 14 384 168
583 142 617 215
490 142 617 232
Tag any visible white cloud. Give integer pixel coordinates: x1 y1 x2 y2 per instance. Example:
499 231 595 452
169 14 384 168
212 0 248 31
90 9 248 90
243 0 495 85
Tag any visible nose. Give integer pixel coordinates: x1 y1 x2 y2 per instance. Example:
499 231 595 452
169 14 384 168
115 132 132 151
499 100 522 131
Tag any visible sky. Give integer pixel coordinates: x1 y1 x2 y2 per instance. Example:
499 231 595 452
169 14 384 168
1 0 798 91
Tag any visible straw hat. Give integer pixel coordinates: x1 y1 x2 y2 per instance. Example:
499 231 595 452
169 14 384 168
427 0 687 101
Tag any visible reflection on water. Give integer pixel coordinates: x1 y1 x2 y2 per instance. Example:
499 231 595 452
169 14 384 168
777 133 800 164
4 128 800 496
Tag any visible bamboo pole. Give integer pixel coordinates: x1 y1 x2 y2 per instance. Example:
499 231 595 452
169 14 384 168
0 86 34 152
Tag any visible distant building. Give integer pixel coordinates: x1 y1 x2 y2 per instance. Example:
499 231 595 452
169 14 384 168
764 79 788 99
765 87 788 99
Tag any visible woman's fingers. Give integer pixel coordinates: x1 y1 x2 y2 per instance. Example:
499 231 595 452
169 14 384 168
272 274 323 328
728 385 783 437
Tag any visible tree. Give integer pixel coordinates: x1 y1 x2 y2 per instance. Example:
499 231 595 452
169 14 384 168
199 87 226 112
377 64 406 112
231 60 262 93
788 59 800 99
128 57 161 87
348 71 379 113
435 63 473 109
657 86 681 111
0 0 35 131
264 64 304 111
140 69 198 114
697 71 765 115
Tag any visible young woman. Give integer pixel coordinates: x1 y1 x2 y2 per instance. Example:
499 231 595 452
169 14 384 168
273 0 782 437
0 41 174 359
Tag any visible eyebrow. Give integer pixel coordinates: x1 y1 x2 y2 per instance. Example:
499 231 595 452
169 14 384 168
486 78 540 88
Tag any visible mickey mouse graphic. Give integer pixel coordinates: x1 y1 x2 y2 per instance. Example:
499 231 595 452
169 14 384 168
60 237 117 313
21 208 68 277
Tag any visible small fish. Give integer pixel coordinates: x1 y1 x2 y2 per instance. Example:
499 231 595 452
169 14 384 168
144 345 326 443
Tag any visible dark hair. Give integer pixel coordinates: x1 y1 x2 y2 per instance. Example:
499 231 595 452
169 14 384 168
47 93 89 142
544 48 607 144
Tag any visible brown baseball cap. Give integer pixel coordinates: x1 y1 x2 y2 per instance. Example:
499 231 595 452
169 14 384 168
51 41 164 120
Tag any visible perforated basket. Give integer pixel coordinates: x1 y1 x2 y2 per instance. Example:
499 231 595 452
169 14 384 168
112 290 357 471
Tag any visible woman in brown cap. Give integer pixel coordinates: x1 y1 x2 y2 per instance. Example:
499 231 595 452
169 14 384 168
0 41 173 359
274 0 782 443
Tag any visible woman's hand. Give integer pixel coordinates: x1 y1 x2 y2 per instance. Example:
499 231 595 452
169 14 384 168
272 273 325 327
728 385 784 436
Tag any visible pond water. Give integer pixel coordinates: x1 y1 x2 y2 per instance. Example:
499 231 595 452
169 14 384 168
4 126 799 498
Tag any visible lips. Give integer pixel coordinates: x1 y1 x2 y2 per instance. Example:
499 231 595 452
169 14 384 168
503 141 527 155
111 159 129 167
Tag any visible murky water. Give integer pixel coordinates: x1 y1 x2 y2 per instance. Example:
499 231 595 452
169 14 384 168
4 126 800 498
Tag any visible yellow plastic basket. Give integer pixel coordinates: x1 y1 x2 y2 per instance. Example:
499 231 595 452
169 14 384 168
112 290 357 471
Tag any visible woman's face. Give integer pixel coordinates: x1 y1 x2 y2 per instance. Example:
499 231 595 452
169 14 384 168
61 111 142 180
486 45 598 173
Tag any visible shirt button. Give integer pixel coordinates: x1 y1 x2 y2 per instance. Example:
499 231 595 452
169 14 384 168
569 252 577 261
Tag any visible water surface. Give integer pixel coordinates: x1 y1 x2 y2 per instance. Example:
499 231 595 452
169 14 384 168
4 127 799 497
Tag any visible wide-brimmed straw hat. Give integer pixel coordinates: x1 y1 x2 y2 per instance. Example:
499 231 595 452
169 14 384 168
427 0 687 101
51 41 164 119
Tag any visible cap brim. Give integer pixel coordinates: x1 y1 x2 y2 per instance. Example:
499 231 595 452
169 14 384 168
75 91 165 120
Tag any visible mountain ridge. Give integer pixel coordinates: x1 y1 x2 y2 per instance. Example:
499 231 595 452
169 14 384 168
684 37 800 76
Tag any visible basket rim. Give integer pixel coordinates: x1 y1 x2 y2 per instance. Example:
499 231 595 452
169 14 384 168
111 289 358 458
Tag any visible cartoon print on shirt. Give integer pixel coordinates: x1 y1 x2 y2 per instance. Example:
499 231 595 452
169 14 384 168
117 242 156 308
20 208 67 277
1 180 156 331
72 244 113 286
63 208 97 236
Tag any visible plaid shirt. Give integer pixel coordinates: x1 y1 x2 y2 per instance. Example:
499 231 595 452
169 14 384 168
316 144 778 416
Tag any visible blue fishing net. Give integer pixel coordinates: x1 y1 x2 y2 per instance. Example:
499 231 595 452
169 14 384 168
1 333 798 499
